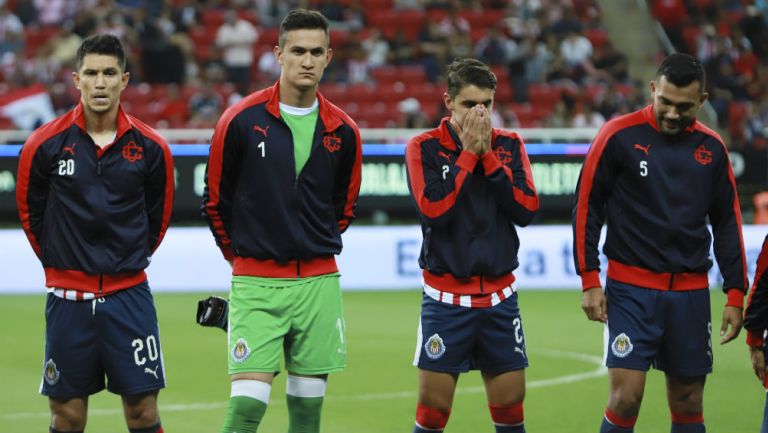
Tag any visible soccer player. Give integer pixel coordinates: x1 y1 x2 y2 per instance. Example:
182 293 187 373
201 9 361 433
744 235 768 433
15 34 173 433
573 52 748 433
405 58 539 433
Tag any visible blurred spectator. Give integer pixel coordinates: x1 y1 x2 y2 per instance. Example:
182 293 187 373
397 97 429 128
47 20 82 69
740 5 768 57
437 5 470 36
215 10 258 89
544 100 570 127
254 0 297 28
526 33 557 84
257 49 280 84
388 31 417 65
587 40 628 83
171 0 200 33
362 28 389 68
651 0 688 50
33 0 77 26
474 25 511 66
560 27 593 82
417 20 449 82
341 0 365 31
571 102 605 128
12 0 37 26
140 14 185 83
346 38 371 84
188 81 223 128
317 0 345 23
0 6 23 57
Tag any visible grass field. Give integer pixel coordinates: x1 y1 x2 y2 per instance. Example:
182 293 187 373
1 290 763 433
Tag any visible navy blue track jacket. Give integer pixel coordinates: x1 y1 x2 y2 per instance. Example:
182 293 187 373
745 235 768 347
572 105 748 304
16 104 174 297
202 81 362 277
405 118 539 294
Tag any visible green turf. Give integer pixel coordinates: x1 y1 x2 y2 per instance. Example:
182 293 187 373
0 290 762 432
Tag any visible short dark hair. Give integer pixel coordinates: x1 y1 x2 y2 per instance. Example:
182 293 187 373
278 9 329 48
655 53 705 91
76 34 126 71
445 58 497 98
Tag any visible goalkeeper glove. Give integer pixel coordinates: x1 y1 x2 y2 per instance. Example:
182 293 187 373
196 296 228 331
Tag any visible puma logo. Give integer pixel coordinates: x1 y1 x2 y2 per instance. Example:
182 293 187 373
514 346 527 359
437 151 453 162
633 143 651 155
63 143 76 156
253 125 269 137
144 365 159 379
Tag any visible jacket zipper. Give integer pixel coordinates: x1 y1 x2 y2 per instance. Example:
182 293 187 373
99 273 103 295
297 260 301 278
669 274 675 290
97 160 102 176
480 275 485 293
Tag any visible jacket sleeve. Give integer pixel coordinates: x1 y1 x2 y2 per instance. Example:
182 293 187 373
16 136 51 259
333 124 362 233
572 129 617 290
745 235 768 347
202 116 242 261
708 143 749 306
405 136 477 228
480 133 539 226
144 138 174 253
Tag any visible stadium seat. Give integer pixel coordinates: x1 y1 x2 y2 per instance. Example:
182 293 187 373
528 84 562 108
23 26 58 58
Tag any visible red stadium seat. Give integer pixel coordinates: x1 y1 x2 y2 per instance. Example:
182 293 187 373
527 84 562 108
584 28 609 49
201 9 226 28
23 26 58 58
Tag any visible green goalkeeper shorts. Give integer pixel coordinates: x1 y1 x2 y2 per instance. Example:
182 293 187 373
227 273 347 375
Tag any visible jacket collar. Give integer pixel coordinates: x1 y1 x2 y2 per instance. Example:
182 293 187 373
264 81 343 132
643 104 697 134
72 102 133 139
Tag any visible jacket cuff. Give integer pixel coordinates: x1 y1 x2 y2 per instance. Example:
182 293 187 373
726 288 744 308
581 271 602 291
480 150 503 174
747 330 764 348
455 151 479 172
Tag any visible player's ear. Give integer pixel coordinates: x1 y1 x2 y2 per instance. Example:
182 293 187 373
274 45 283 66
72 71 80 90
325 47 333 66
443 92 452 110
121 71 130 90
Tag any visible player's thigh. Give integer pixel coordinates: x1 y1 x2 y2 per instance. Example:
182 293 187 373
49 396 89 430
122 390 160 427
413 292 478 374
474 292 528 373
418 369 459 410
665 374 706 411
99 283 166 396
42 294 104 398
605 279 663 371
481 369 525 406
228 276 292 374
286 275 346 375
656 289 712 376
